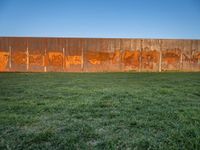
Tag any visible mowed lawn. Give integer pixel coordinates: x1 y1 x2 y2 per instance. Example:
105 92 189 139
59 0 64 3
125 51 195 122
0 73 200 150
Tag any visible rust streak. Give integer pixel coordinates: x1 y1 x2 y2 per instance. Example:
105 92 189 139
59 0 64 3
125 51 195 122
0 51 9 71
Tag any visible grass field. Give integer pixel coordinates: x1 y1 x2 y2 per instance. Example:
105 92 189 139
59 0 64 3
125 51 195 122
0 72 200 150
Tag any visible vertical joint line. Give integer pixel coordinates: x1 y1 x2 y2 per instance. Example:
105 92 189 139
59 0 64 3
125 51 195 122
26 47 29 71
63 47 65 71
180 48 183 71
81 45 84 71
9 46 12 70
44 48 47 72
139 40 143 72
159 40 162 72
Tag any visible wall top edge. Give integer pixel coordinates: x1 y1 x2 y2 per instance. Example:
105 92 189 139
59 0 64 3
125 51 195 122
0 36 200 41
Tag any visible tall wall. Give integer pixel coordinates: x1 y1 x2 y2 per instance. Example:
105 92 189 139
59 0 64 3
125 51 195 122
0 37 200 72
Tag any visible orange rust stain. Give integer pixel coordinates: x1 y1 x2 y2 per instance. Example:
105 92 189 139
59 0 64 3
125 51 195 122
194 52 200 59
122 50 140 68
48 52 63 66
88 59 101 65
0 51 9 71
29 54 43 66
162 49 181 70
192 51 200 64
112 50 121 64
85 50 141 69
86 51 112 65
12 52 27 64
162 49 181 64
66 56 82 67
183 53 190 62
141 49 159 69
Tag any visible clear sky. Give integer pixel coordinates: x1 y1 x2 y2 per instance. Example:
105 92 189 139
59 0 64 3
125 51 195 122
0 0 200 39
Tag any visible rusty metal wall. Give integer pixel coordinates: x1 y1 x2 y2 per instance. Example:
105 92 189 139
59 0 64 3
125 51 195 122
0 37 200 72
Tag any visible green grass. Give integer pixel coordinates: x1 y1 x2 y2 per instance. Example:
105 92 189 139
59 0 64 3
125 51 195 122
0 72 200 150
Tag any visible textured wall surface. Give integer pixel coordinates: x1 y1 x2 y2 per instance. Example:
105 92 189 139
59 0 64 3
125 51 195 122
0 37 200 72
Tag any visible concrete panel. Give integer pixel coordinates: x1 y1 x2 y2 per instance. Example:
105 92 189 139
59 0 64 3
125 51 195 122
27 38 46 72
0 37 10 72
46 38 64 72
9 37 27 72
65 38 83 72
141 39 160 72
161 39 181 71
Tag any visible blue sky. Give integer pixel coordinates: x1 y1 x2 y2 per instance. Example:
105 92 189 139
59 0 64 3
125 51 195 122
0 0 200 39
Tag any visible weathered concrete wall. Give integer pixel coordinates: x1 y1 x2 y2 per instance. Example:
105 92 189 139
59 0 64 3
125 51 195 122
0 37 200 72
